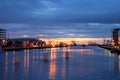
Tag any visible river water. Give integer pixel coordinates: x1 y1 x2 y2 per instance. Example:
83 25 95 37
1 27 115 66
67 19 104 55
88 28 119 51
0 46 120 80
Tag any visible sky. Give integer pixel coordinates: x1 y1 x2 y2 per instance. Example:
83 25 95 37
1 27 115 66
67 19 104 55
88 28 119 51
0 0 120 39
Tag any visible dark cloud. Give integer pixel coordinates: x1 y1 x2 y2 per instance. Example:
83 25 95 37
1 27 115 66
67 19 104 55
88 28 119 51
0 0 120 38
0 0 120 23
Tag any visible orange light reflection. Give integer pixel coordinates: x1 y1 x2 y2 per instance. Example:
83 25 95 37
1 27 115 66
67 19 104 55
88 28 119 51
49 48 57 80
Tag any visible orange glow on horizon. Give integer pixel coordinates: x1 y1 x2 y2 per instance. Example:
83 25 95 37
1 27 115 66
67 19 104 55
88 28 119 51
40 38 111 44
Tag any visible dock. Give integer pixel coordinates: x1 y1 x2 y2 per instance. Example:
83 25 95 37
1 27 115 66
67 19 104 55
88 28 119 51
2 45 73 51
2 46 51 51
99 45 120 54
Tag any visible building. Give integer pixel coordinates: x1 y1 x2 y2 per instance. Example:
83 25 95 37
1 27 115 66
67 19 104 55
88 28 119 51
112 28 120 48
0 28 6 40
0 28 6 45
6 38 45 48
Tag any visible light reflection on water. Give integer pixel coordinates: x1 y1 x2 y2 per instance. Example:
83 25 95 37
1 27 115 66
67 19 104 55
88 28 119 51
0 46 120 80
49 48 57 80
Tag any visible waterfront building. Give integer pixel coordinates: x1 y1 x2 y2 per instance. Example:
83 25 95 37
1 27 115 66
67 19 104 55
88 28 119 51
112 28 120 48
5 38 46 48
0 28 6 45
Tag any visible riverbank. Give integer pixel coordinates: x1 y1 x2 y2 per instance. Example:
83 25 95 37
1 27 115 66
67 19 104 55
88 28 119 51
2 46 50 51
99 45 120 53
2 45 76 51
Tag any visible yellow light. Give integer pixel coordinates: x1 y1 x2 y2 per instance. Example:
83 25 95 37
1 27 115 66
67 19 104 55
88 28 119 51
38 38 111 44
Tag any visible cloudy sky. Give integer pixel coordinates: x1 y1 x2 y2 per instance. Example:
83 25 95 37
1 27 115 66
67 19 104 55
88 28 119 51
0 0 120 38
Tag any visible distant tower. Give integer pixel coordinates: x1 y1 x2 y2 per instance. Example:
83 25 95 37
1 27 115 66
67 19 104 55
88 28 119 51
112 28 120 48
0 28 6 45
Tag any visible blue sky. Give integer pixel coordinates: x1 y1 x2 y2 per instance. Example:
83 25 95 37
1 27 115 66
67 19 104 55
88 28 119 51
0 0 120 38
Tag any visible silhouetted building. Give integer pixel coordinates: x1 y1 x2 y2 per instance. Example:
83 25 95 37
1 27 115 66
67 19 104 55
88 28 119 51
5 38 45 48
0 28 6 45
0 28 6 40
112 28 120 48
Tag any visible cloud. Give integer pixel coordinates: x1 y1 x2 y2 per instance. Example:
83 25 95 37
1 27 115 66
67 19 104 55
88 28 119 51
1 23 120 38
0 0 120 38
0 0 120 23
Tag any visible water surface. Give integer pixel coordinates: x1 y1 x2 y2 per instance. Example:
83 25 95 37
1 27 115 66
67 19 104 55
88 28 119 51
0 46 120 80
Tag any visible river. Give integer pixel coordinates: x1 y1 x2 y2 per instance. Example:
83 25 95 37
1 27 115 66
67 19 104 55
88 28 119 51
0 46 120 80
